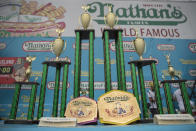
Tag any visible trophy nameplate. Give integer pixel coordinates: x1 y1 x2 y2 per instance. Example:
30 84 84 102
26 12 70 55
154 114 195 125
65 96 97 124
98 90 141 125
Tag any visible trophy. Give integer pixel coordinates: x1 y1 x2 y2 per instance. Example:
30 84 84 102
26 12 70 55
133 29 146 60
162 54 182 80
25 56 36 82
161 54 192 115
51 28 66 61
74 5 95 99
6 55 39 124
104 5 118 29
79 5 91 30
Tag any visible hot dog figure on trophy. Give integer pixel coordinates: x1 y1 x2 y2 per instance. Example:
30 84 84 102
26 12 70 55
162 54 182 80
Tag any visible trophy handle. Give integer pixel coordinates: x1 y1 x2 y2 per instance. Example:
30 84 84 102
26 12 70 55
104 16 107 26
115 16 118 25
89 15 92 29
78 15 82 29
50 42 55 54
63 41 67 52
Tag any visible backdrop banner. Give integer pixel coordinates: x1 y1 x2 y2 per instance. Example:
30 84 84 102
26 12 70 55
0 0 195 120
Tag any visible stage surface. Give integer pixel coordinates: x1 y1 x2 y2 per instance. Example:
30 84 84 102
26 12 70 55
0 121 195 131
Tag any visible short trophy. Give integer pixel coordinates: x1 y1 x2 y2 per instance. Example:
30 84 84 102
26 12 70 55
162 54 182 80
5 55 39 124
79 5 91 30
51 28 66 61
128 33 164 118
104 5 118 29
133 29 146 60
160 54 193 115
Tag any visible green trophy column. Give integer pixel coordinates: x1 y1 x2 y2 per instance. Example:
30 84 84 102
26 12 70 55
138 66 148 118
130 63 139 104
27 83 38 120
162 82 175 114
151 62 163 114
115 36 121 90
180 81 192 115
37 63 48 119
103 30 112 92
118 31 126 91
52 64 61 117
9 83 21 119
89 31 94 99
60 63 70 117
74 31 81 98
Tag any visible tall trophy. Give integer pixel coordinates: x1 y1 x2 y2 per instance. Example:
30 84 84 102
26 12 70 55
71 5 97 125
51 28 66 61
133 30 146 60
104 5 118 29
80 5 91 30
74 5 95 99
102 5 126 92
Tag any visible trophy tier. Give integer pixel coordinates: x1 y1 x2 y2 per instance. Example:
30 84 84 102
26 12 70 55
102 29 123 39
4 119 39 124
42 60 71 67
15 81 39 85
75 29 95 40
128 60 157 67
161 80 186 84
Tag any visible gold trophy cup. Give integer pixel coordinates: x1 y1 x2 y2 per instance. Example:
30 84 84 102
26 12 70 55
79 5 91 30
104 5 118 29
133 29 145 60
51 28 66 61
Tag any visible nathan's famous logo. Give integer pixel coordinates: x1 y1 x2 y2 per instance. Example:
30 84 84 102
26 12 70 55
0 84 32 89
157 44 175 51
72 43 89 50
23 41 52 52
87 2 187 26
189 43 196 53
47 81 70 89
110 41 135 52
72 101 92 106
189 70 196 76
170 80 195 88
104 95 130 103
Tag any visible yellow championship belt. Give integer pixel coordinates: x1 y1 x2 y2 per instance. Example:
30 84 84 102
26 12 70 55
98 90 141 125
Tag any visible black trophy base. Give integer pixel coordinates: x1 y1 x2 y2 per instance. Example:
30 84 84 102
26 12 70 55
4 119 39 124
136 119 153 124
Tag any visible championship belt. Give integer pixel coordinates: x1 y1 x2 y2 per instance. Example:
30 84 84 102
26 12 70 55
65 96 97 125
98 90 141 125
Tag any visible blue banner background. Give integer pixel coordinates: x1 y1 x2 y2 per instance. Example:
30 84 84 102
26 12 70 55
0 36 196 119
